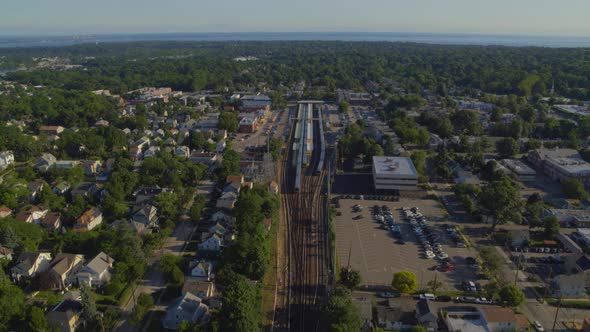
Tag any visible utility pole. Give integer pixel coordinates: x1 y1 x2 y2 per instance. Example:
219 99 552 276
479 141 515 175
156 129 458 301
514 255 521 286
552 297 561 332
543 266 553 301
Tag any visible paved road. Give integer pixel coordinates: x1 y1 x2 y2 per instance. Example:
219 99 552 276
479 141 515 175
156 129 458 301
115 218 196 332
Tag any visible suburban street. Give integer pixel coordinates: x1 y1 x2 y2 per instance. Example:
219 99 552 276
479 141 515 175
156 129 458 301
114 215 197 332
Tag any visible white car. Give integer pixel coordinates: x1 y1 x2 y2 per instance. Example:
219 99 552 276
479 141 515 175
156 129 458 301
476 297 493 304
533 321 545 332
437 252 449 260
425 251 436 259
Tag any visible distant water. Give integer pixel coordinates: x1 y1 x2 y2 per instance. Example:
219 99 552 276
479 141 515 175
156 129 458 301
1 32 590 48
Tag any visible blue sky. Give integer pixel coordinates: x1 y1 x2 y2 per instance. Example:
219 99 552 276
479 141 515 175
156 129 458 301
2 0 589 36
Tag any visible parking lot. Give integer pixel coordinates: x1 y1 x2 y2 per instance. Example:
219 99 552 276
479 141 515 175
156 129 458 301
334 198 480 289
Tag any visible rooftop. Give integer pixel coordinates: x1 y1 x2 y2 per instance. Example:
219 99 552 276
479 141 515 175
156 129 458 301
501 159 536 175
373 156 417 178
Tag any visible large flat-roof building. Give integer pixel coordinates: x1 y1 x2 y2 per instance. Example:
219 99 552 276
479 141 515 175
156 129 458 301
372 156 418 191
529 148 590 189
500 159 536 182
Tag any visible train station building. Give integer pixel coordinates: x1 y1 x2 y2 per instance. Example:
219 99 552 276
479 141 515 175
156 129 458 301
372 156 418 191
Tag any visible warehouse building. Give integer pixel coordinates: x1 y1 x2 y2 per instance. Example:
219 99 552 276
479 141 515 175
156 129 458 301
372 156 418 191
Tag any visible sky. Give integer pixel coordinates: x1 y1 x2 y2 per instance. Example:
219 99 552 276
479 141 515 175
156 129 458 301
1 0 590 37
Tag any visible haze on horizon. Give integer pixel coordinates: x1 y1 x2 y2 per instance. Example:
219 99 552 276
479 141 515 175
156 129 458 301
1 0 589 37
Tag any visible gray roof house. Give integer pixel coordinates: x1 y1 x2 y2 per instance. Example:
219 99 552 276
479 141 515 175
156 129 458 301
11 252 53 281
190 260 214 280
47 253 85 289
131 204 158 226
162 292 209 330
77 252 114 287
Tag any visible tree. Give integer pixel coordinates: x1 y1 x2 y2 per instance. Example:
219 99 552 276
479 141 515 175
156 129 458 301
561 178 589 200
0 270 25 330
417 128 430 147
154 192 180 220
221 149 241 178
218 111 239 132
478 176 523 230
80 285 98 325
160 253 184 284
27 306 49 332
478 246 503 275
339 268 362 289
338 100 350 113
499 284 525 307
410 326 428 332
130 293 154 327
323 286 363 332
543 216 560 239
495 137 519 159
220 273 260 332
391 270 418 294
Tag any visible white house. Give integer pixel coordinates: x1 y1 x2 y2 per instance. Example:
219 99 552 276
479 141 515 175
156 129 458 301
77 252 115 287
0 151 15 170
191 260 214 280
198 234 222 252
162 292 209 330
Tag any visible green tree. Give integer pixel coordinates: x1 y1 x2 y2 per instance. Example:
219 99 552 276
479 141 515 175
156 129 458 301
495 137 519 159
543 216 560 239
339 268 362 290
0 270 25 330
80 285 98 326
427 274 442 293
219 111 239 133
478 176 523 230
323 286 363 332
478 246 503 276
154 192 180 220
220 273 261 332
221 149 241 178
130 293 154 327
410 326 428 332
561 178 589 200
339 100 350 113
27 306 49 332
499 284 525 307
391 270 418 294
160 253 184 284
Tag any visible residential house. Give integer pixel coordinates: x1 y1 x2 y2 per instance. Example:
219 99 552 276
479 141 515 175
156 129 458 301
182 277 215 299
53 182 70 195
83 160 101 176
46 253 85 289
216 140 226 152
54 160 80 170
133 186 172 204
71 182 102 199
46 291 81 332
0 206 11 218
210 211 236 227
42 212 63 232
175 146 191 158
481 308 518 332
131 204 158 226
143 146 160 158
77 252 114 287
162 292 209 330
11 252 52 281
0 246 13 261
0 150 15 170
94 119 109 127
552 273 586 298
415 299 437 330
269 181 279 194
376 299 416 331
129 136 150 160
216 191 238 210
188 151 220 167
28 181 44 203
39 125 65 135
198 233 222 252
36 153 57 171
208 222 227 236
190 260 214 280
14 210 34 223
73 208 103 232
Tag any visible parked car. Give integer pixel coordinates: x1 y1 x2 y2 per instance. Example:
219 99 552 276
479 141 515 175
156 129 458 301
476 297 493 304
353 215 363 220
456 242 467 248
419 293 435 300
425 251 436 259
436 295 452 302
458 296 478 303
377 292 398 298
533 321 545 332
